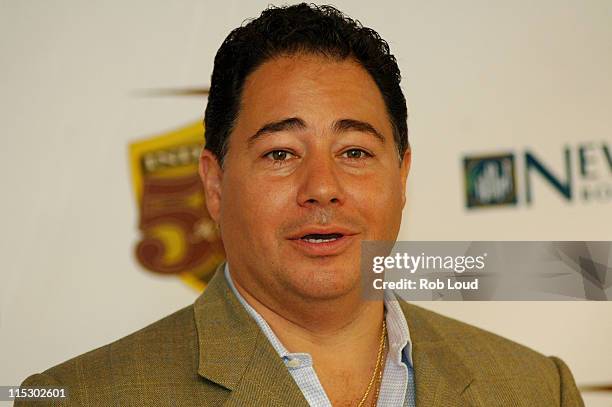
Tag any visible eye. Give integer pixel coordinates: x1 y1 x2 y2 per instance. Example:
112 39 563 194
264 150 295 161
342 148 372 159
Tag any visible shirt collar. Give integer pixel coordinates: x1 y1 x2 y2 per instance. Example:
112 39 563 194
224 264 292 358
384 288 414 366
224 263 413 367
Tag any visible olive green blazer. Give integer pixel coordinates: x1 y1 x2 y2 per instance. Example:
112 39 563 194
18 266 584 406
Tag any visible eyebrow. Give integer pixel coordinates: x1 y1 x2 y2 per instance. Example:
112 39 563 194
247 117 386 146
247 117 306 146
333 119 386 144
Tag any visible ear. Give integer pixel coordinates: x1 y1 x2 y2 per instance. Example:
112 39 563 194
399 148 412 208
199 148 223 224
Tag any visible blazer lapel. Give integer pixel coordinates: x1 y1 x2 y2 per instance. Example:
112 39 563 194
398 301 475 407
221 332 311 407
193 265 308 406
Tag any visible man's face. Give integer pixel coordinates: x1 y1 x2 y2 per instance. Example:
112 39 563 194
201 53 410 303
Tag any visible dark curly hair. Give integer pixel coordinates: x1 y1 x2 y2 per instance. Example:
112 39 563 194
204 3 409 165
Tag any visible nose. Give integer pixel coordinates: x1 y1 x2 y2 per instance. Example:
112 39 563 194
296 154 345 207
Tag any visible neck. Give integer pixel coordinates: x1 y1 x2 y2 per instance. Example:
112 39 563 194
228 267 389 406
230 269 385 354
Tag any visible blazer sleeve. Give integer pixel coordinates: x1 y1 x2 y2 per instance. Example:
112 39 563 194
549 356 585 407
14 372 72 407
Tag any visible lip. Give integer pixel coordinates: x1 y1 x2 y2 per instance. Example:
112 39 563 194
287 226 358 240
287 226 359 257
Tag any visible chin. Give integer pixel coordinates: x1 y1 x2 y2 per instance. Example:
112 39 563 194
280 261 362 301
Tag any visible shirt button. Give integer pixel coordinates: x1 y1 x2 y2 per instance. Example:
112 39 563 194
287 358 301 368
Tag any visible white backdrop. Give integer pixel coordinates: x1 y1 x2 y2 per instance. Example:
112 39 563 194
1 1 611 406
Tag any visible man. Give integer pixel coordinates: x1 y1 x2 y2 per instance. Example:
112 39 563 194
19 3 583 406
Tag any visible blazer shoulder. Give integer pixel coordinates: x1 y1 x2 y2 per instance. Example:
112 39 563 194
402 301 566 376
401 301 584 405
19 304 200 405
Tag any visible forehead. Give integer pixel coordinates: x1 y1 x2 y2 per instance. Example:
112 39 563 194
235 53 393 138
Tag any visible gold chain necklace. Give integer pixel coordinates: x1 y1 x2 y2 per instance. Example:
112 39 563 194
357 318 387 407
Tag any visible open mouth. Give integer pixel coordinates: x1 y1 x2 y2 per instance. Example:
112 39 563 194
289 228 356 255
300 233 344 243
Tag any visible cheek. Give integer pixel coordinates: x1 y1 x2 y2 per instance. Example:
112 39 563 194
221 171 295 237
347 172 404 236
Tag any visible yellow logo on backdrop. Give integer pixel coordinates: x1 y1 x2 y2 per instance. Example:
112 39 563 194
129 122 224 291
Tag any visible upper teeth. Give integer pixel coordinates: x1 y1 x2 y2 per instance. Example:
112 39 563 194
305 237 338 243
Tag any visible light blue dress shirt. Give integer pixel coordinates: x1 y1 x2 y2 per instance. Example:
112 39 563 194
224 265 416 406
